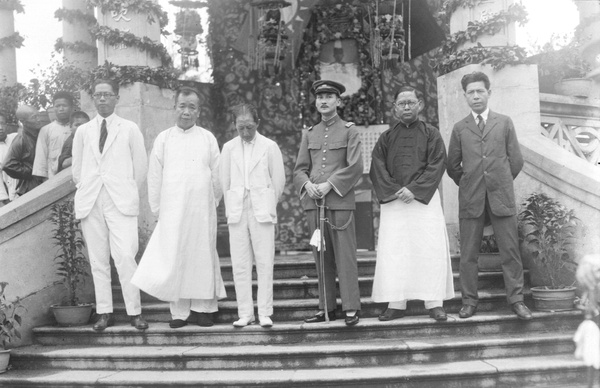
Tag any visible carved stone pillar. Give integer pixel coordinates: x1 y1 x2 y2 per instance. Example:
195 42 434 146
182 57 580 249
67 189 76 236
62 0 97 70
96 0 162 67
0 8 17 85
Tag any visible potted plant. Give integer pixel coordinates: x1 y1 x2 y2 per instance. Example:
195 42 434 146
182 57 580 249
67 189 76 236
529 39 592 98
519 193 579 311
0 282 23 374
49 199 93 326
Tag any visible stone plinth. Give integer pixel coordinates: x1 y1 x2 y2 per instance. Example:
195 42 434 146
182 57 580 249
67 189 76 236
437 64 541 253
62 0 97 69
96 1 161 67
449 0 517 51
0 8 17 84
80 82 175 252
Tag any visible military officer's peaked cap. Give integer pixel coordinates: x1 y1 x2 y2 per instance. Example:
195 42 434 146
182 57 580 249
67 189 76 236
311 80 346 96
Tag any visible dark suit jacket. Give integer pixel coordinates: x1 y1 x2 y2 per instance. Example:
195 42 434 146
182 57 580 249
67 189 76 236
447 111 523 218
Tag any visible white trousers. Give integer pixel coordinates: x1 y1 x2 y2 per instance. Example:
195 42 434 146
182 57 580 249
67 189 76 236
170 298 218 320
80 187 141 315
228 193 275 318
389 300 443 310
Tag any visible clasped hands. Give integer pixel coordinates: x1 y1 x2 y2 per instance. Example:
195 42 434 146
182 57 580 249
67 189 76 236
396 187 414 204
305 181 332 199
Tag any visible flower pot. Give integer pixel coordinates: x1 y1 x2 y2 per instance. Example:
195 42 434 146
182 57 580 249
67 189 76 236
478 252 502 272
531 286 576 312
0 349 10 374
554 78 593 98
51 304 93 327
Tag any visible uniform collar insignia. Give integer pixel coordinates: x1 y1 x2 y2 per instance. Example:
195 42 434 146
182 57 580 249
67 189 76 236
322 114 338 127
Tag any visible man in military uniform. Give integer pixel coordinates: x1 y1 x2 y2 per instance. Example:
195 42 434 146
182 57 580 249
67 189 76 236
293 80 363 326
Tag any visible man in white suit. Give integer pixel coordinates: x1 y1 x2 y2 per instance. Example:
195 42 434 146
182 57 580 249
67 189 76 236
72 79 149 331
220 103 285 328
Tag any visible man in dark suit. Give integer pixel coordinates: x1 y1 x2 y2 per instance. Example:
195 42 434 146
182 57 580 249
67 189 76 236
447 71 532 320
293 80 363 326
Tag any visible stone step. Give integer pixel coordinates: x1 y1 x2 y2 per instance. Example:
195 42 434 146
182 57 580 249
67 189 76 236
0 354 586 387
113 270 514 303
32 310 581 347
107 288 532 323
12 332 575 371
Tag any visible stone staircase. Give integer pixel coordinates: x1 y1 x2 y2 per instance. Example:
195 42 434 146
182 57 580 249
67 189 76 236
0 252 587 387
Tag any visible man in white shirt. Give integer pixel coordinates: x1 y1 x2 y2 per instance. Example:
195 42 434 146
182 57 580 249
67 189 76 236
0 113 18 204
72 79 149 331
33 91 75 179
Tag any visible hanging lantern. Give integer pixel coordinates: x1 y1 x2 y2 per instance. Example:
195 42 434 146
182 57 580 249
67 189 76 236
370 0 407 68
251 0 291 75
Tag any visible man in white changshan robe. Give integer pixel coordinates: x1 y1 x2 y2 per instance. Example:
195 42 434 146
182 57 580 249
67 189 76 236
132 86 226 328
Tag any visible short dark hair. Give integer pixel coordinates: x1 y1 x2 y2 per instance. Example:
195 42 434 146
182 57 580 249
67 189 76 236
53 91 74 105
175 86 201 103
70 111 90 123
231 103 259 123
93 79 119 95
461 71 490 91
393 85 422 101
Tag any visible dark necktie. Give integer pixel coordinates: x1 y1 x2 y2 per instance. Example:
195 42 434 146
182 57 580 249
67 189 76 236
99 119 107 153
477 114 485 131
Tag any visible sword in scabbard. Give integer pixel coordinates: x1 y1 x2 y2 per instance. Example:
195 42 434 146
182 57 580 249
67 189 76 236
315 197 329 323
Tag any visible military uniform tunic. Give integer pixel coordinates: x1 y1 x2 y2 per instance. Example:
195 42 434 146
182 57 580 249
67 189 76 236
293 115 363 312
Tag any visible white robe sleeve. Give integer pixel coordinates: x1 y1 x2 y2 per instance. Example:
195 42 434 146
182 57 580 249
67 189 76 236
208 132 222 207
32 125 49 178
148 132 165 214
130 124 148 191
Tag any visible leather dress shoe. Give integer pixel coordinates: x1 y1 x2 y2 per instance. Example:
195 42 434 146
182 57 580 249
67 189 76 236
169 319 188 329
429 307 447 321
345 312 359 326
130 315 149 330
512 302 533 320
378 308 406 321
459 305 477 319
197 312 214 327
93 313 114 331
304 311 336 323
259 315 273 328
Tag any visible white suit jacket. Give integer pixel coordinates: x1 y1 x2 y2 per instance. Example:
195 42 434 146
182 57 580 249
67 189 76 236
220 132 285 224
72 114 148 219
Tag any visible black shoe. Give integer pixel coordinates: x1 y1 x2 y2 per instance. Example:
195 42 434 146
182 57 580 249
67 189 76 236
130 315 149 330
512 302 533 320
345 312 359 326
93 313 114 331
459 304 477 319
378 308 406 321
169 319 188 329
429 307 447 321
304 311 336 323
197 312 214 327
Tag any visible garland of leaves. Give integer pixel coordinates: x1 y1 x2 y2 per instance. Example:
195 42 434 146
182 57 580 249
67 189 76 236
54 38 97 54
87 0 168 30
83 61 181 93
434 43 528 75
298 4 380 125
54 7 98 26
90 25 172 66
0 32 24 51
0 0 24 13
439 0 486 24
441 3 528 54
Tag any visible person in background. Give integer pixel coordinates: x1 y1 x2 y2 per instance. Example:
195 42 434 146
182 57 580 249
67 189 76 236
293 80 363 326
370 85 454 322
132 86 226 329
447 71 532 321
3 105 48 197
220 103 286 328
57 111 90 172
72 79 149 332
33 91 75 179
0 113 18 205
